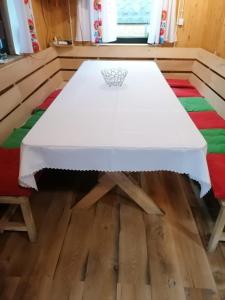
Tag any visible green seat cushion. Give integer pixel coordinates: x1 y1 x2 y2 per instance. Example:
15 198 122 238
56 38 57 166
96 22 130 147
200 129 225 136
22 111 44 129
200 129 225 154
2 128 30 148
178 97 214 112
33 108 45 114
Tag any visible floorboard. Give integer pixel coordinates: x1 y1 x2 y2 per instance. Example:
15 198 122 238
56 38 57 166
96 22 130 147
0 172 223 300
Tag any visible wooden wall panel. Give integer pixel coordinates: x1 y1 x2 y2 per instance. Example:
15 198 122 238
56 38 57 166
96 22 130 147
32 0 49 50
201 0 225 58
32 0 225 58
32 0 74 50
176 0 209 48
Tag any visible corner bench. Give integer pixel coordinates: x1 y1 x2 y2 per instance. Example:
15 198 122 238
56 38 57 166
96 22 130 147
168 79 225 251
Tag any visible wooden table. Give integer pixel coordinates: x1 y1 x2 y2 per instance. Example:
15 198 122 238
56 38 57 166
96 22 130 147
19 60 210 214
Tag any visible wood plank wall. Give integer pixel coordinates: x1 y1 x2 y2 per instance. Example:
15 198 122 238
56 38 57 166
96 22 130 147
176 0 209 49
32 0 76 50
201 0 225 58
32 0 225 58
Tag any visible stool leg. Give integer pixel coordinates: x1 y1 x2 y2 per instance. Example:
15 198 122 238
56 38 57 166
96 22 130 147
20 197 37 242
208 205 225 252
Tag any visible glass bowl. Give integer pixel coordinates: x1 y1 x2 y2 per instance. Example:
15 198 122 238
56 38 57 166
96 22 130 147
101 67 128 87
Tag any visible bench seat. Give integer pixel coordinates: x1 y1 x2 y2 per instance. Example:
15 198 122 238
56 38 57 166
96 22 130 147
0 148 36 241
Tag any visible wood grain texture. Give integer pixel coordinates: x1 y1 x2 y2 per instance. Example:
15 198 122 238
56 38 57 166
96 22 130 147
0 71 63 143
119 202 148 285
50 207 95 300
57 45 198 59
32 0 225 58
176 0 209 48
32 0 74 50
201 0 225 58
82 196 119 300
145 213 186 300
192 61 225 99
0 173 222 299
0 47 58 92
117 283 151 300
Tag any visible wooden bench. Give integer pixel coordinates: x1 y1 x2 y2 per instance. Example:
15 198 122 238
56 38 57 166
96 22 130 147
0 89 63 242
0 196 37 242
206 153 225 251
167 79 225 251
0 148 37 242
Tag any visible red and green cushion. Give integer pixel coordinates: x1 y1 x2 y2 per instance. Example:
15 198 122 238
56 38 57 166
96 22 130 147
207 154 225 199
1 128 30 149
200 129 225 136
22 111 44 129
167 79 193 88
172 87 202 98
35 89 62 111
178 97 214 112
200 129 225 154
0 148 32 197
189 111 225 129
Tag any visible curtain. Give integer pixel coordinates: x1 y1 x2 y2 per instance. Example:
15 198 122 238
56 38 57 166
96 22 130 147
76 0 117 43
5 0 40 54
76 0 92 41
148 0 177 44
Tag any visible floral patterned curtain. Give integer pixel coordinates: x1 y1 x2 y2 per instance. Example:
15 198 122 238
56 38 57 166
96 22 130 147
159 9 167 44
159 0 176 44
76 0 117 43
5 0 40 54
148 0 176 44
23 0 40 52
91 0 102 43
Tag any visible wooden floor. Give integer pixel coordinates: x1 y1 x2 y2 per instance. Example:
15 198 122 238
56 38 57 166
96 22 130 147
0 171 225 300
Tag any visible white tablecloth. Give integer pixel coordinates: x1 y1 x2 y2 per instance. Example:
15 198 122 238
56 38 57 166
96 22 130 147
19 60 211 197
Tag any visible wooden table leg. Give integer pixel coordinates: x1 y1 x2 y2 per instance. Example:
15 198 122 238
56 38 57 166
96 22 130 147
107 172 163 215
75 172 163 215
75 174 116 209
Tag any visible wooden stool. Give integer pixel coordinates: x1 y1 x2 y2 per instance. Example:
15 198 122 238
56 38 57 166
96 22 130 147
208 200 225 252
0 196 37 242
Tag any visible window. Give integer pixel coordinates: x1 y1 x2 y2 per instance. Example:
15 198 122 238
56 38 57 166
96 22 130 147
116 0 151 43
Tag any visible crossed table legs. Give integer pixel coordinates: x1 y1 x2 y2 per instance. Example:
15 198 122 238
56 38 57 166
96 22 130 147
75 172 163 215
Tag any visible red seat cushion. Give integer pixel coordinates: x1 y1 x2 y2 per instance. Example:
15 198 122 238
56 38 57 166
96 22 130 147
207 154 225 199
0 148 32 197
47 89 62 99
37 97 56 110
167 79 193 88
36 89 62 110
189 111 225 129
172 87 202 97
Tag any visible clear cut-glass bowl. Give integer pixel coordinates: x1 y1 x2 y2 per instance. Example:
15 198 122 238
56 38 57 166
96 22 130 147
101 67 128 87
